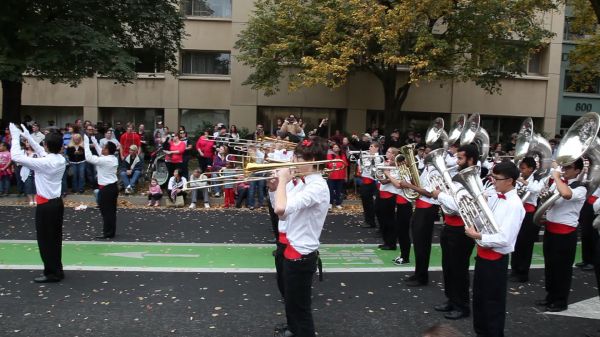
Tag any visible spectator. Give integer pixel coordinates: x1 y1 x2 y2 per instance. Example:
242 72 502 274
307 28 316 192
100 129 121 155
0 142 12 196
221 161 237 208
30 122 45 145
146 178 163 207
271 118 283 137
167 169 187 205
229 125 240 141
505 133 517 154
164 133 186 179
119 144 143 194
254 123 265 141
179 130 193 179
196 129 215 173
327 143 348 209
330 129 344 146
2 127 12 145
384 129 403 151
350 133 372 151
235 180 250 208
66 134 86 194
213 123 225 138
62 126 74 149
211 145 228 197
188 168 210 209
114 121 124 139
119 123 141 160
84 125 99 188
246 144 265 210
153 121 166 141
21 140 37 205
137 124 149 160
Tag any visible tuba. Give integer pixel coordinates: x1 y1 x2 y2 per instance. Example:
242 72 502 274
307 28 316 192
460 113 490 163
513 118 553 202
424 148 459 215
533 112 600 225
452 166 500 243
398 144 422 200
425 117 449 150
448 114 467 145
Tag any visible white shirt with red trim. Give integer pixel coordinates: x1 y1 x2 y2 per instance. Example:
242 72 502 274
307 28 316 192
545 178 587 227
522 174 543 206
280 173 329 255
479 189 525 254
418 165 440 205
269 180 303 233
10 144 65 199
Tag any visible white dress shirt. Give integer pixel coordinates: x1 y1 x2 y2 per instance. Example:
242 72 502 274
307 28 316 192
279 173 330 255
268 149 293 162
546 178 587 227
30 131 45 145
269 180 303 233
479 189 525 254
522 174 543 206
11 140 65 199
418 165 440 205
84 140 118 185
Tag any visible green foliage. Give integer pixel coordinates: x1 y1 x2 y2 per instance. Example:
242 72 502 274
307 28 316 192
236 0 556 112
567 0 600 91
0 0 185 85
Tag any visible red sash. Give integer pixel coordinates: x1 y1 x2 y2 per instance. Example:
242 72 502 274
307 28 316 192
379 190 394 199
587 195 599 205
98 184 105 190
415 199 433 209
278 232 289 245
362 177 374 185
523 203 536 213
35 195 49 205
395 195 409 205
477 246 503 261
444 214 464 226
284 244 303 260
545 221 576 234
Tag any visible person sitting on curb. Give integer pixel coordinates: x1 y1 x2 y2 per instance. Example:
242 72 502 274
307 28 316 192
119 144 143 194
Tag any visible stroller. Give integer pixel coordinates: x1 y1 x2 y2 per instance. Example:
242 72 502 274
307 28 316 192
146 148 169 186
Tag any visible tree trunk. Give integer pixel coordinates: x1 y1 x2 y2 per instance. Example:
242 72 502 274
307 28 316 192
380 68 411 132
1 80 23 126
590 0 600 24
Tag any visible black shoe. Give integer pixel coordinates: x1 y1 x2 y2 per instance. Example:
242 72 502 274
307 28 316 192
404 275 417 282
95 235 114 240
361 224 376 228
444 310 469 320
267 238 277 244
273 328 294 337
33 275 61 283
378 244 386 248
273 323 288 333
546 303 568 312
405 279 428 287
509 274 529 283
580 263 595 271
379 245 396 251
535 299 550 307
434 302 453 312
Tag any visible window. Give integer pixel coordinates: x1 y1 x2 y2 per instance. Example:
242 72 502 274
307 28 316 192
564 70 600 94
131 48 165 73
179 109 229 134
99 108 164 131
527 51 543 74
563 17 591 41
181 51 230 75
182 0 231 18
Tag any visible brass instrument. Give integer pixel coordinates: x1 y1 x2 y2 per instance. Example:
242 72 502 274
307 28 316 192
448 114 467 145
358 153 385 177
347 150 368 162
182 159 346 191
373 148 421 201
533 112 600 225
425 117 449 150
513 117 552 202
460 113 490 162
424 148 459 215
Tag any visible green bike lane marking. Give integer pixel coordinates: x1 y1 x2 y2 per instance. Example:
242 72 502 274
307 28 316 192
0 240 580 273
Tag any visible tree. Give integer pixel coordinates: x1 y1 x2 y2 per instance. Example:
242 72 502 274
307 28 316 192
236 0 556 126
0 0 185 124
566 0 600 91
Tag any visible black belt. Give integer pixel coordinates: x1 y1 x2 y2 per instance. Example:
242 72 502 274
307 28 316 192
288 251 323 282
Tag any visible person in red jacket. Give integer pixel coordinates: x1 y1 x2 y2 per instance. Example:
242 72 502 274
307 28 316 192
326 143 348 210
119 123 141 160
195 129 215 173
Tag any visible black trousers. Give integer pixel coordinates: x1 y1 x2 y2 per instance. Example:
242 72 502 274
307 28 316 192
35 198 65 277
395 202 413 261
267 198 279 241
274 242 286 298
360 182 377 227
284 254 318 337
440 225 475 313
411 205 439 283
543 230 577 307
579 202 599 264
98 182 119 237
595 232 600 298
473 255 509 337
377 196 396 246
510 212 538 279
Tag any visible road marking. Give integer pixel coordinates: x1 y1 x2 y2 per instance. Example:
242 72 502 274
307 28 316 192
544 297 600 320
101 252 200 259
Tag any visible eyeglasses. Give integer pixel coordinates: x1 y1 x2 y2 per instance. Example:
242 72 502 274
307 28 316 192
490 175 511 181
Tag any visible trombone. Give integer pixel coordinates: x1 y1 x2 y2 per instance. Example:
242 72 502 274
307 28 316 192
182 159 346 191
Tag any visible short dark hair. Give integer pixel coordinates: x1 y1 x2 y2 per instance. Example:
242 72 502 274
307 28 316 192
105 141 117 155
573 158 584 171
294 136 327 161
370 141 380 148
457 144 479 164
493 161 520 186
44 132 63 154
520 157 537 170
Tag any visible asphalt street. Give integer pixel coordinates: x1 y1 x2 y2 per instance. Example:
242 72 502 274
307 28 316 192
0 206 598 337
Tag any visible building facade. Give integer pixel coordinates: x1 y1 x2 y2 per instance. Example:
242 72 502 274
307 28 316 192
3 0 566 142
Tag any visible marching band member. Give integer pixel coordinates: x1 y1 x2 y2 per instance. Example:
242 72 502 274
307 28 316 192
464 161 525 337
509 157 543 282
592 198 600 298
535 159 587 312
358 142 381 228
268 141 293 162
270 137 329 337
84 134 119 239
392 161 441 285
576 187 600 271
375 147 402 251
9 124 66 283
431 144 479 320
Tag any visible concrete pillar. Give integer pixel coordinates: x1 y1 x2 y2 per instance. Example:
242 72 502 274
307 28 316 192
346 109 366 136
83 106 98 122
164 108 179 131
230 105 257 131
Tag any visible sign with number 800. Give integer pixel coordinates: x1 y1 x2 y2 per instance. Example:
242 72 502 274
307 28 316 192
575 103 593 112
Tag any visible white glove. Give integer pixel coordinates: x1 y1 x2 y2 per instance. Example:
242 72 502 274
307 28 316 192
91 136 98 145
9 123 22 138
83 134 90 145
20 124 31 138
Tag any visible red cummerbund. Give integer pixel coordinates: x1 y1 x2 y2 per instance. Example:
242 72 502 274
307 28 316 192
545 221 577 234
444 214 464 226
587 195 599 205
362 177 375 185
477 246 503 261
278 232 289 245
523 203 536 213
396 195 409 204
284 244 303 260
415 199 433 209
379 190 394 199
35 195 49 205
